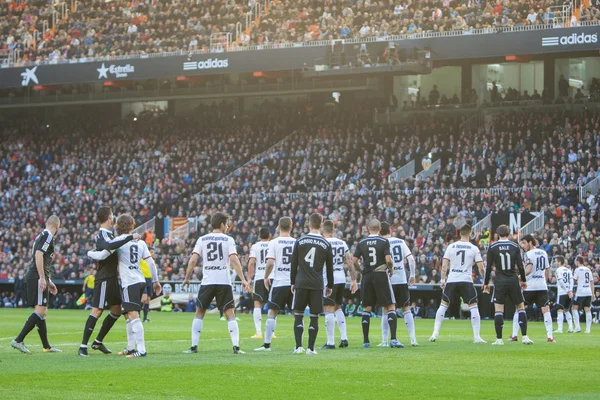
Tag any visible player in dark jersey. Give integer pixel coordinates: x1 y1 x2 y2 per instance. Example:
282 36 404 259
483 225 532 345
11 216 62 354
353 219 402 348
290 213 333 355
78 206 138 357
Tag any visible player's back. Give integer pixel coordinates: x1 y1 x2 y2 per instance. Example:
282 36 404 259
388 237 411 285
523 249 549 291
116 238 148 287
193 232 236 286
574 265 593 296
267 236 296 287
293 233 332 290
250 241 270 280
325 237 349 286
556 266 573 295
354 235 390 274
444 240 481 283
487 239 522 279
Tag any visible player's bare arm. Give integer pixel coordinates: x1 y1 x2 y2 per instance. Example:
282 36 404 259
264 259 274 290
182 253 199 290
385 254 393 274
352 256 363 274
247 257 256 287
476 261 485 283
345 253 358 293
440 258 449 289
230 254 249 291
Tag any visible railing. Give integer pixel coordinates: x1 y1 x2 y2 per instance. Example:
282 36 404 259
4 20 600 68
416 159 440 181
579 176 600 202
518 211 545 239
472 213 492 236
167 222 190 243
133 217 156 235
459 110 485 134
388 160 415 183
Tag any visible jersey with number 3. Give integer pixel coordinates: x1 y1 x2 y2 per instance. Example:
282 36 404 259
389 237 412 285
116 238 151 288
267 236 296 288
249 242 270 280
523 249 549 291
556 266 573 296
443 241 482 283
573 266 593 297
325 238 349 286
192 233 237 286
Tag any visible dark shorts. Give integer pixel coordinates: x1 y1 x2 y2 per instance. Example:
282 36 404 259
144 278 153 298
574 296 592 308
323 283 345 306
492 276 524 306
557 294 572 310
523 290 550 308
442 282 477 305
268 286 293 311
253 279 269 303
361 272 394 308
392 284 411 308
293 288 323 315
122 282 145 313
25 279 49 308
196 284 235 312
92 277 122 309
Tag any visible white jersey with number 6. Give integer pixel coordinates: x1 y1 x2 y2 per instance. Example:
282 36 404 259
324 237 349 286
443 241 482 284
389 237 412 285
116 237 151 288
267 236 295 288
556 266 573 296
573 266 593 297
523 249 549 291
249 241 270 280
192 233 237 286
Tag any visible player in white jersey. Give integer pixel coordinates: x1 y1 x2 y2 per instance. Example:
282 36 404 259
430 225 486 343
553 256 574 333
320 220 357 349
182 212 249 355
572 256 595 333
247 227 271 338
88 214 161 358
380 222 418 347
511 235 554 342
255 217 295 352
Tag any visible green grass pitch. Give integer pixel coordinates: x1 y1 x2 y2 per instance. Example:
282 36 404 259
1 309 599 400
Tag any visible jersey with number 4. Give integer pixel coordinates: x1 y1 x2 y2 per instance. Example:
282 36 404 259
443 241 482 284
267 236 296 288
523 249 549 291
116 238 151 288
389 237 412 285
574 266 593 297
556 266 573 296
249 241 270 280
324 237 349 286
192 233 237 286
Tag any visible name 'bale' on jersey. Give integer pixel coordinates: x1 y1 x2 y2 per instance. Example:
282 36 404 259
267 236 296 288
116 238 151 287
192 233 237 286
291 233 333 290
27 229 55 280
484 239 525 285
389 237 412 285
443 241 482 283
523 249 550 291
249 241 270 280
353 235 391 274
325 237 349 286
574 266 593 297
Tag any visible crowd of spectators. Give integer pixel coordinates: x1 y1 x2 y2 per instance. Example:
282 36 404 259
2 0 598 65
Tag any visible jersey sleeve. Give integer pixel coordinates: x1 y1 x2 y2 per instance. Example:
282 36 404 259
192 238 202 256
97 231 133 251
266 240 276 260
401 242 412 259
140 241 151 259
442 246 451 261
290 240 299 286
249 244 257 260
325 243 334 289
484 248 494 285
473 247 483 263
353 243 362 259
36 231 52 254
383 240 391 256
228 237 238 256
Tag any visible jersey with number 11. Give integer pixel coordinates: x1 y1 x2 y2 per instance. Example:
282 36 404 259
192 233 238 286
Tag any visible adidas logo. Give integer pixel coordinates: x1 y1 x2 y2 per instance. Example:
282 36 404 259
183 58 229 71
542 33 598 47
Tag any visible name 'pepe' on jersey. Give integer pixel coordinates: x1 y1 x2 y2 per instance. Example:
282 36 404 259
324 237 349 286
192 233 238 286
523 249 550 291
388 237 412 285
484 239 525 285
574 266 594 297
443 241 482 283
556 266 574 296
291 233 333 290
267 236 296 287
249 242 269 280
353 235 391 274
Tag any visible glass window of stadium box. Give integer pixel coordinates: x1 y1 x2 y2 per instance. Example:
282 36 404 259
471 62 544 105
555 57 600 99
393 66 461 108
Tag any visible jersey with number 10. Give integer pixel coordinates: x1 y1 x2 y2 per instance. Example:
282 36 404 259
192 233 237 286
523 249 549 291
116 238 151 287
574 266 593 297
443 241 482 283
267 236 296 288
249 241 270 280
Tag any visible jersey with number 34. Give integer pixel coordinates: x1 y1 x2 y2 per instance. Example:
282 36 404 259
192 233 238 286
116 237 151 288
